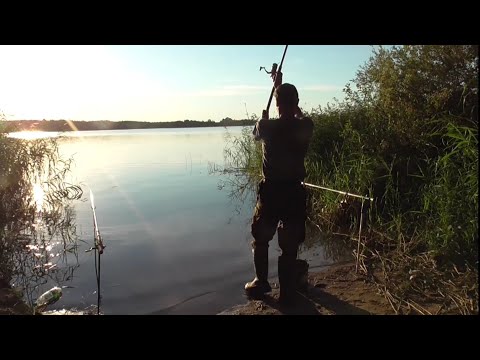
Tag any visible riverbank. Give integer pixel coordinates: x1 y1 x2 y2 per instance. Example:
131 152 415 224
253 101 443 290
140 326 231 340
2 263 394 315
217 262 451 315
218 263 394 315
2 261 473 315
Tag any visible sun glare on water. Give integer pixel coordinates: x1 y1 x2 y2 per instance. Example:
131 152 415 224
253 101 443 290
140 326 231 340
8 131 59 140
32 183 45 213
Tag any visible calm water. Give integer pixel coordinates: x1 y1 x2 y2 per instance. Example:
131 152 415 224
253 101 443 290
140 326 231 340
10 127 333 314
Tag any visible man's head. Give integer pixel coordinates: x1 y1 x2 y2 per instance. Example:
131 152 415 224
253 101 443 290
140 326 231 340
274 83 299 116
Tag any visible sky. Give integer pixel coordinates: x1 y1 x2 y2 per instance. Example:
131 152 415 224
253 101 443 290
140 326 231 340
0 45 377 122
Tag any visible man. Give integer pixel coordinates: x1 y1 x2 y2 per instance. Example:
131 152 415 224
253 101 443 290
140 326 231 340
245 72 314 306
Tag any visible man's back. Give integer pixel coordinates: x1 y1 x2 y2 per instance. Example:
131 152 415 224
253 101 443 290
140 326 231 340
246 80 314 305
253 116 314 182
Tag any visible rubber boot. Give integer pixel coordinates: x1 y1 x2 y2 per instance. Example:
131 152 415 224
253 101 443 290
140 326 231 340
295 259 309 294
278 255 297 307
245 246 272 298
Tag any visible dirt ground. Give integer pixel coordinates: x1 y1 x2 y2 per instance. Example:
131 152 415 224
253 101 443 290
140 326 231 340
218 263 396 315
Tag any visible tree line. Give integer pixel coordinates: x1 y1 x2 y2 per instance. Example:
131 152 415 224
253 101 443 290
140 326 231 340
4 117 256 132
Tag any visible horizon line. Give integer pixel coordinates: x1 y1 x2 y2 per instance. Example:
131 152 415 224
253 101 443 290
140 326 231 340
4 118 253 123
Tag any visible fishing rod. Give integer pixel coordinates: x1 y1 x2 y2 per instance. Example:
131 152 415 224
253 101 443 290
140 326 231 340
260 45 289 115
86 188 105 315
302 182 374 202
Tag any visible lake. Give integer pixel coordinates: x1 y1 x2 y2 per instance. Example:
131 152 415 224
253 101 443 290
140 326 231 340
9 127 333 315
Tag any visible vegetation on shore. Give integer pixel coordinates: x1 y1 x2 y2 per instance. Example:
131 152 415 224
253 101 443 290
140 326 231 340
0 114 83 313
223 45 478 314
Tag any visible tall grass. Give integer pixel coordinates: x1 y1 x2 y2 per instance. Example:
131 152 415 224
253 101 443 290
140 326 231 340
1 118 83 310
420 122 478 263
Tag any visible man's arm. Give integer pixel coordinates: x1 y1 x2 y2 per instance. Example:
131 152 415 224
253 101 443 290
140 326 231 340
252 120 262 141
253 71 282 141
252 110 270 141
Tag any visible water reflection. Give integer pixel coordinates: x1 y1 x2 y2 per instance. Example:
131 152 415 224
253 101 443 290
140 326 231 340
303 220 352 263
0 135 85 312
12 191 84 311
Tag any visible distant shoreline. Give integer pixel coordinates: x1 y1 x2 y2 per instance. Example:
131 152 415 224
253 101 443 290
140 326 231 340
1 118 256 133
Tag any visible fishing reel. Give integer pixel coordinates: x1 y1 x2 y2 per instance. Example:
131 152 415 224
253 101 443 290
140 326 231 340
85 238 106 254
259 63 278 81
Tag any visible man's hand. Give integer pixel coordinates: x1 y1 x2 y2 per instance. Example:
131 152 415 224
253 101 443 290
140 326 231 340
274 71 283 88
262 110 269 120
